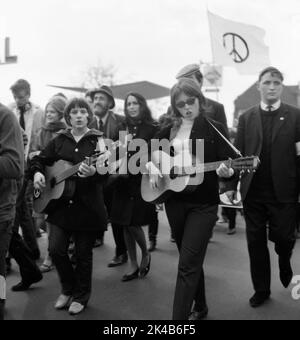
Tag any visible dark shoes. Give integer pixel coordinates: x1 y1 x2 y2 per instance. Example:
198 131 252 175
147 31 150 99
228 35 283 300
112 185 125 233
122 268 140 282
108 254 128 268
94 238 104 248
140 254 151 278
148 240 157 252
189 306 209 321
249 292 270 308
279 256 293 288
11 272 43 292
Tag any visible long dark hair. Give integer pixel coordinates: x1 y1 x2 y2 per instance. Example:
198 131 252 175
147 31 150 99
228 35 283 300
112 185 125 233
124 92 155 125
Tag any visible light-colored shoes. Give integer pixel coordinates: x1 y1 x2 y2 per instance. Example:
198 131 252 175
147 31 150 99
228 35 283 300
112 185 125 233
68 302 85 315
54 294 72 310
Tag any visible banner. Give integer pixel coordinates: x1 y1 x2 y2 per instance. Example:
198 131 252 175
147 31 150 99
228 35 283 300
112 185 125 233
208 11 270 74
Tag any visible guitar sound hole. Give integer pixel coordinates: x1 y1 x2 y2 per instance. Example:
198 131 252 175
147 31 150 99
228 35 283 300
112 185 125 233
170 167 179 180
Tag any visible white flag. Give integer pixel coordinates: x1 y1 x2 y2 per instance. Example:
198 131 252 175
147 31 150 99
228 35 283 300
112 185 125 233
208 11 270 75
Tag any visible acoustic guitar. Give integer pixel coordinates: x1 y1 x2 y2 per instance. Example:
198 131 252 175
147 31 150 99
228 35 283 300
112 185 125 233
141 150 260 204
33 135 133 213
33 152 101 213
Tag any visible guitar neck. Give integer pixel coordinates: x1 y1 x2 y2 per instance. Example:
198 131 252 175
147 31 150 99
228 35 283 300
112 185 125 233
182 160 231 176
55 163 82 184
55 154 99 184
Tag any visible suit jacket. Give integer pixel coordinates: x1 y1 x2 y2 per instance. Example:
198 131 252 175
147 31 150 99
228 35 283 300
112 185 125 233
234 103 300 202
205 98 228 136
89 111 126 141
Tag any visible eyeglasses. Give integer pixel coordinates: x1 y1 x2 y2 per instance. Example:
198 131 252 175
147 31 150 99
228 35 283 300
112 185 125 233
175 97 196 109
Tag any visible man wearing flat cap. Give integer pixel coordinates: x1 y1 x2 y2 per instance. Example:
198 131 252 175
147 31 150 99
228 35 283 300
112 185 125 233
88 86 128 267
176 63 228 134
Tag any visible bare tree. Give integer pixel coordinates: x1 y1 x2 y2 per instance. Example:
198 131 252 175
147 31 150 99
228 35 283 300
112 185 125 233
81 60 118 88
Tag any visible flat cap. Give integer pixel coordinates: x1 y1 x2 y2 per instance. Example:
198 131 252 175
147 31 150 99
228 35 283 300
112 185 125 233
176 63 200 79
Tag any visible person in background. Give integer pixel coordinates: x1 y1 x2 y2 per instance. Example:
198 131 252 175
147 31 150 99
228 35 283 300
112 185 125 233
226 67 300 308
9 79 44 258
0 103 24 319
89 86 128 267
105 92 156 282
29 96 67 273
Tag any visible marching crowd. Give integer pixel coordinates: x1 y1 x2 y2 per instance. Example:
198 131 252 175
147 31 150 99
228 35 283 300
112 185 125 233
0 64 300 320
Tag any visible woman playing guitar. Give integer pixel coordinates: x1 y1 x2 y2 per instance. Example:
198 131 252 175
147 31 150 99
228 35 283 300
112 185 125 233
147 78 237 320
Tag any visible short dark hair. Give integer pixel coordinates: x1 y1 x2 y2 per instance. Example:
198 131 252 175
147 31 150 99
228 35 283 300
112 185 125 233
10 79 31 95
64 97 94 126
258 67 284 82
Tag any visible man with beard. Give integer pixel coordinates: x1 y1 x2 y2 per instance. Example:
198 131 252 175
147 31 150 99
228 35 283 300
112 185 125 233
88 86 128 267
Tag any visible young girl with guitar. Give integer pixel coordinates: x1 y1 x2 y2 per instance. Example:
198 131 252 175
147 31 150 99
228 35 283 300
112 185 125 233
31 98 109 315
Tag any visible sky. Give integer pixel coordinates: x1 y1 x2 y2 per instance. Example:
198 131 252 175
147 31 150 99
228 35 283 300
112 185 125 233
1 0 300 125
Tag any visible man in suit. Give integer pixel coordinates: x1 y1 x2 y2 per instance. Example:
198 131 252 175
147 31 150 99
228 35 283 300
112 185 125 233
88 86 128 267
176 63 228 134
226 67 300 307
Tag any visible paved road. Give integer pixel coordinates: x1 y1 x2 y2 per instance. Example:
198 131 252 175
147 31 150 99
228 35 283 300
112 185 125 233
5 210 300 320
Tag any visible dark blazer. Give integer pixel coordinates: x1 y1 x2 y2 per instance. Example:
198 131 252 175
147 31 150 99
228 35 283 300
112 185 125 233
205 98 228 136
155 115 237 205
89 111 125 141
234 103 300 202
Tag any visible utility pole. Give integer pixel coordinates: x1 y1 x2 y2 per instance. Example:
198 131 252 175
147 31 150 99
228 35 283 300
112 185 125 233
0 37 17 65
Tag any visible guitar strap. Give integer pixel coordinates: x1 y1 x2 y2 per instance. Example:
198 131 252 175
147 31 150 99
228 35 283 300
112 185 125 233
206 118 242 157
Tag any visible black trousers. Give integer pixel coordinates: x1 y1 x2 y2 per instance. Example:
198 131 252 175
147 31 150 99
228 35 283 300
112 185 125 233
14 179 40 258
9 225 41 283
223 208 237 230
165 199 218 320
111 223 127 257
48 224 97 306
243 200 297 294
0 220 13 321
148 211 159 242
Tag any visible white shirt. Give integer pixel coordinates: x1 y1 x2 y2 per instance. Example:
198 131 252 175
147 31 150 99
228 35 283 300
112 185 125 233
95 112 109 130
172 119 194 166
260 100 281 111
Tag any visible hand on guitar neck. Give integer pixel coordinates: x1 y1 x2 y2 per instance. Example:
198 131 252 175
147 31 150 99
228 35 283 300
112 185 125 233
216 163 234 178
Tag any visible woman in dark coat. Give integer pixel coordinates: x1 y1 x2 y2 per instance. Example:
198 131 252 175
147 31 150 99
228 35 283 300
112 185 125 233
147 79 236 320
31 98 108 315
109 93 157 282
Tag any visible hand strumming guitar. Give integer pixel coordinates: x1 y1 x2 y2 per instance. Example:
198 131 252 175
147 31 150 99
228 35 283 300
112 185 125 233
146 161 163 190
34 172 46 191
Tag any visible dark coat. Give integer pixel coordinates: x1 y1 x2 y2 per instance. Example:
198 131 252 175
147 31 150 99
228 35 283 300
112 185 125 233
110 121 158 226
0 104 24 223
234 103 300 202
155 115 236 205
89 111 126 141
205 98 229 137
30 129 108 231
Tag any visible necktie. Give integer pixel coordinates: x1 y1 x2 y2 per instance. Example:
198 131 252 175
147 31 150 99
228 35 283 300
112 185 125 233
19 106 26 130
99 119 104 132
267 105 273 112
